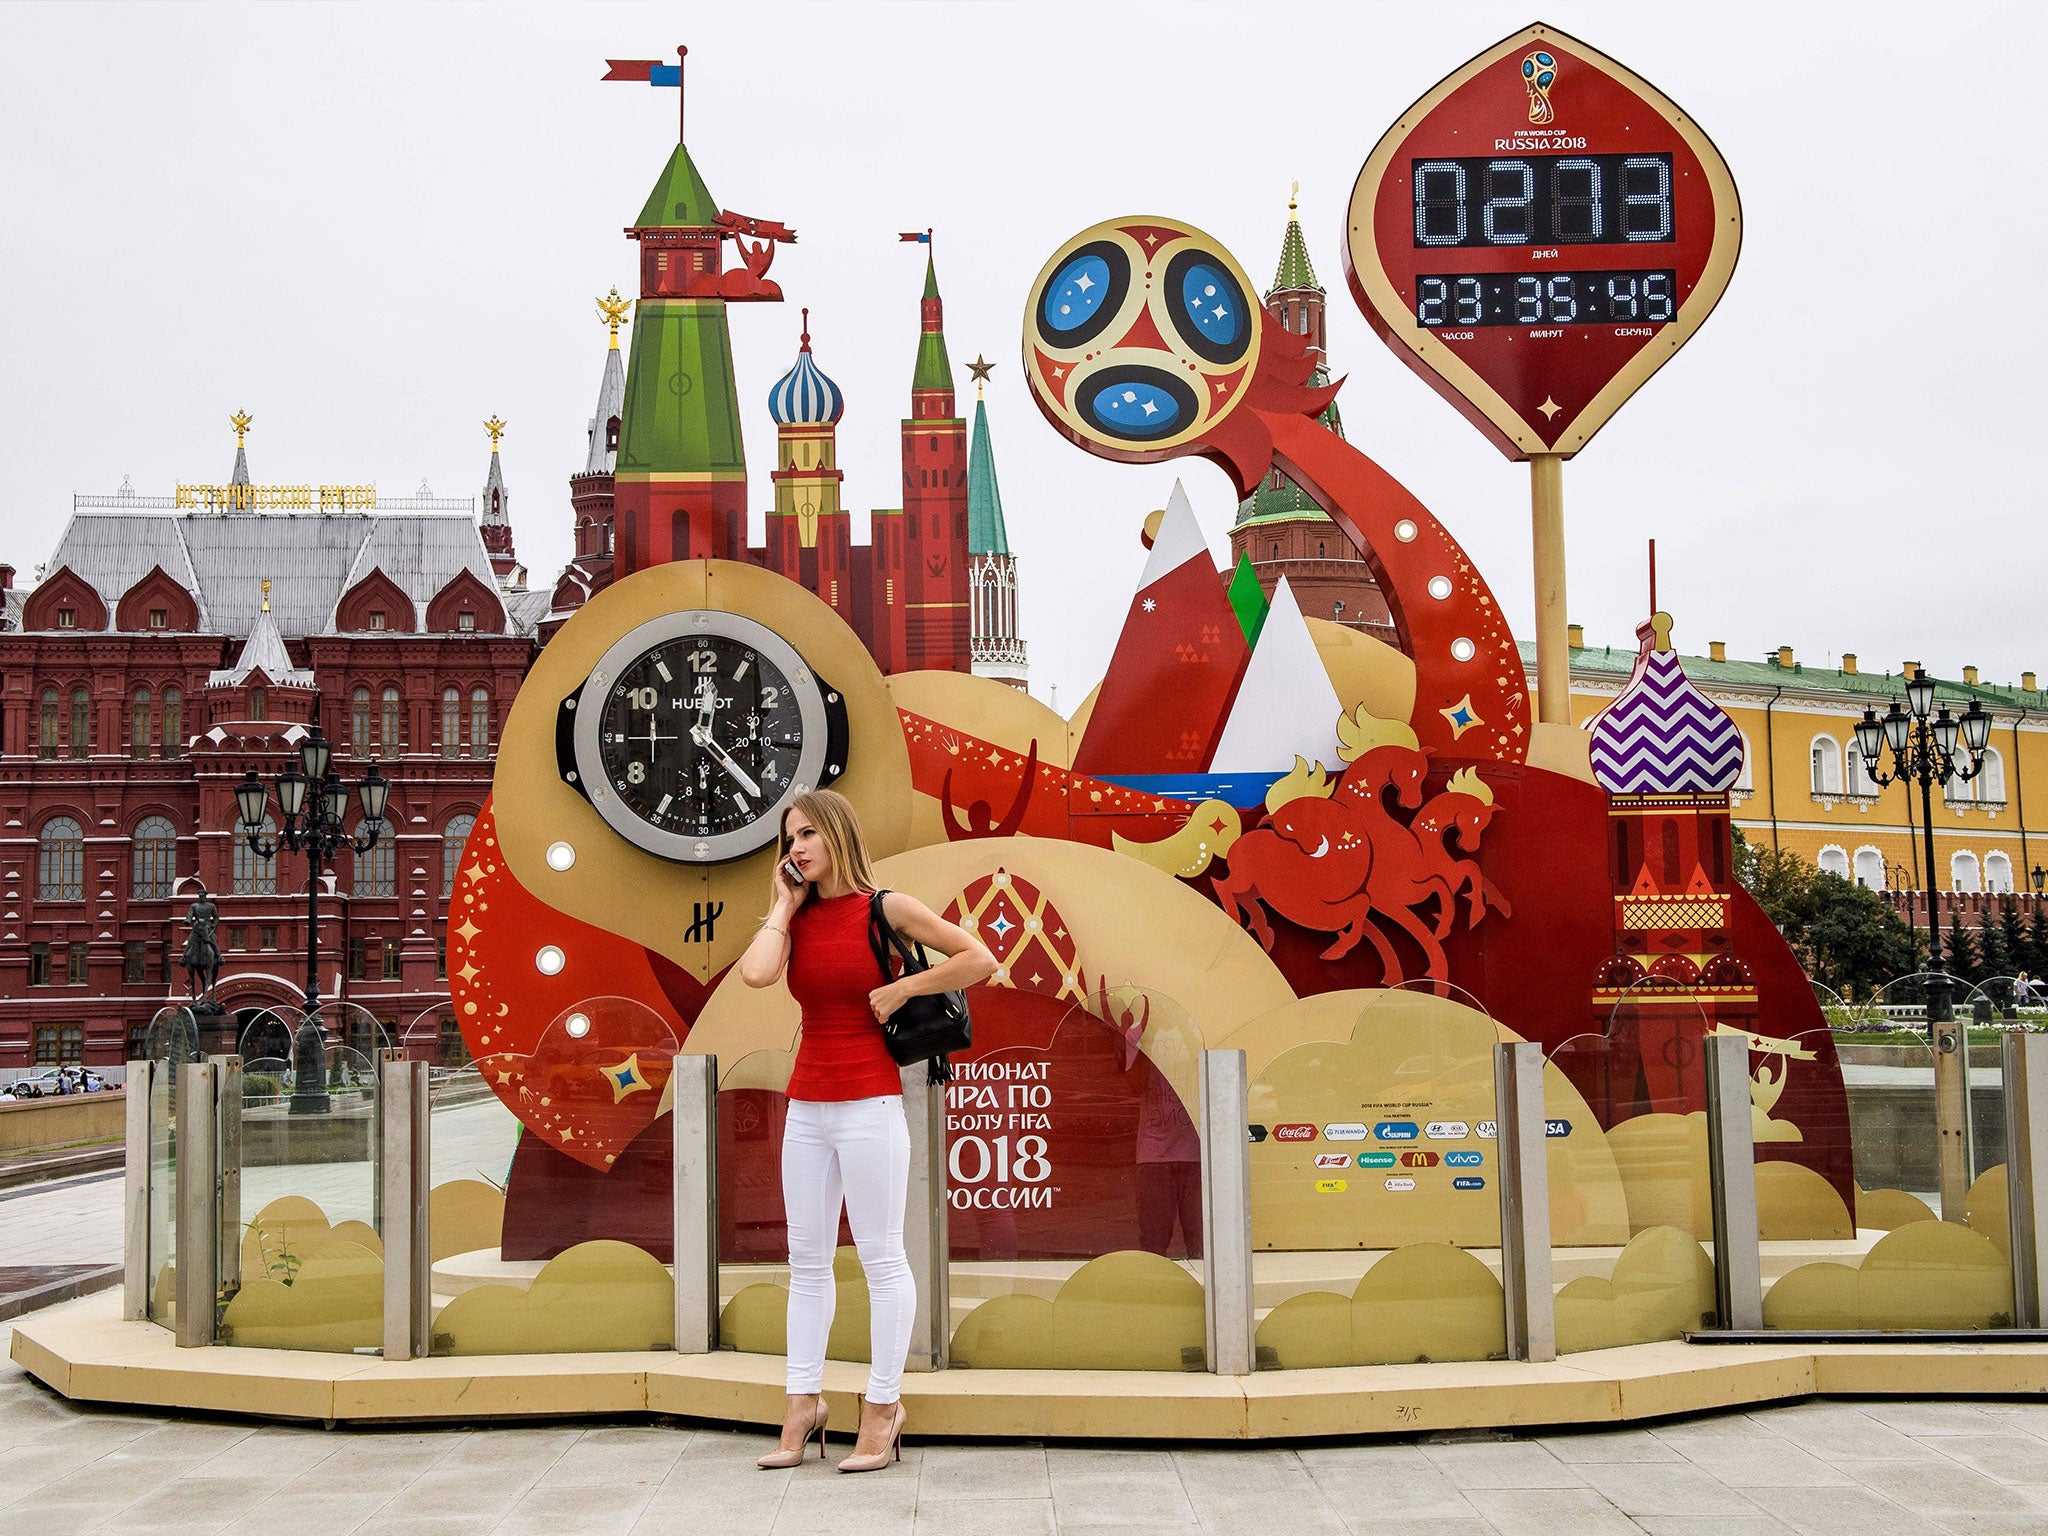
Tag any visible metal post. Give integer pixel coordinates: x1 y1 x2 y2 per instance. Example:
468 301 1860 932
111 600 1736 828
2004 1031 2048 1326
216 1055 242 1301
173 1059 218 1348
379 1052 431 1360
123 1059 152 1321
1493 1042 1555 1362
900 1065 949 1371
1704 1033 1764 1329
1933 987 1975 1220
1530 455 1570 726
670 1054 719 1354
1199 1049 1255 1375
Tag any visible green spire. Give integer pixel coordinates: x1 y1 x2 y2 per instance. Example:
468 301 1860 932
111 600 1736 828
967 398 1009 556
1227 551 1269 645
912 251 953 402
1272 185 1321 293
634 142 721 229
923 250 941 301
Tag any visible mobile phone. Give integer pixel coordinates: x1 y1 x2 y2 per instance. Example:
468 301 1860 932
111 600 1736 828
781 858 805 887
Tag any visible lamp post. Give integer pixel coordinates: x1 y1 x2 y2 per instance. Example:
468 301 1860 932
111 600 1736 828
2033 865 2046 896
1855 671 1992 1215
1889 859 1918 965
235 722 390 1013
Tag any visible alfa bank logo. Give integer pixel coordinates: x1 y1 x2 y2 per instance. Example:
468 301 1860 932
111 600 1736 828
1384 1177 1417 1192
1313 1153 1352 1169
1273 1124 1316 1143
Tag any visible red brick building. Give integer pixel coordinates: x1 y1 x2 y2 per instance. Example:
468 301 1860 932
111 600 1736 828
0 424 546 1069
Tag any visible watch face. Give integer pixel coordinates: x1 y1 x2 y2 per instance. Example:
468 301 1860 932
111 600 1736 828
568 612 838 863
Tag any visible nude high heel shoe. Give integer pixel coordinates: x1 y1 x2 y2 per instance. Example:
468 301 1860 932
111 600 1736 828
757 1397 830 1469
837 1402 906 1473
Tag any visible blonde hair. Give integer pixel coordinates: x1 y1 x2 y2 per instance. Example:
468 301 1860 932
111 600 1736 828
780 789 877 898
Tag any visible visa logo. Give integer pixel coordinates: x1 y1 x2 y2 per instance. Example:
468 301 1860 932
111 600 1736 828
1383 1176 1416 1192
1323 1122 1368 1142
1373 1121 1419 1141
1313 1153 1352 1169
1315 1178 1348 1194
1445 1150 1484 1168
1546 1119 1572 1138
1357 1151 1396 1168
1424 1121 1469 1140
1398 1150 1441 1169
1453 1176 1486 1191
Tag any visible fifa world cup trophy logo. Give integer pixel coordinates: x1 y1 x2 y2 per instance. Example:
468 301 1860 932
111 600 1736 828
1522 50 1557 124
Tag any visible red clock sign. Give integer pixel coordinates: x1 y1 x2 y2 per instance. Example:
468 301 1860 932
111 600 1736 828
1344 23 1741 460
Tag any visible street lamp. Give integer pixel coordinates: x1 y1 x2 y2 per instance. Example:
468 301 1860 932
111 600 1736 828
236 721 390 1011
2032 865 2046 895
1855 672 1992 1033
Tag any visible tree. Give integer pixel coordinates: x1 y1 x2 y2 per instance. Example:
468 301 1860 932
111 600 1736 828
1732 833 1915 997
2027 902 2048 981
2001 897 2029 978
1980 905 2013 983
1946 910 1981 983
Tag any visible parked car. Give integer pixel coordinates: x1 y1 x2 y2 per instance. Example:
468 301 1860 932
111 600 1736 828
6 1066 107 1099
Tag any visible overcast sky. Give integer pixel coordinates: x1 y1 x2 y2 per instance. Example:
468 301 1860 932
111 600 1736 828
3 2 2042 708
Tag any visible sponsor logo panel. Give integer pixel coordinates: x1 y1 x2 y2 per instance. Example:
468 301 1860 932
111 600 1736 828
1314 1152 1352 1169
1384 1177 1416 1192
1372 1121 1419 1141
1453 1176 1487 1191
1445 1150 1484 1168
1315 1178 1348 1194
1424 1121 1469 1140
1357 1151 1396 1168
1273 1124 1316 1142
1398 1150 1442 1169
1324 1122 1369 1142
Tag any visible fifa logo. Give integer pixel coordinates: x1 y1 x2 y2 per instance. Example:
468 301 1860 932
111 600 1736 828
1521 50 1558 124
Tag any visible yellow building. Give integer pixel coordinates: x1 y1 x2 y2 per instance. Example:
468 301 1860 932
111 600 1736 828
1550 631 2048 920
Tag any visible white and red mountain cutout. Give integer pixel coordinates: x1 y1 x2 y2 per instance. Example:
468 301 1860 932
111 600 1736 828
1210 576 1345 774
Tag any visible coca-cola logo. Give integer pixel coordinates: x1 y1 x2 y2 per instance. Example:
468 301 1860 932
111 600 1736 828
1273 1123 1317 1142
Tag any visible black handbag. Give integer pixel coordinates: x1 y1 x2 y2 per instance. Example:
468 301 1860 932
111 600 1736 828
867 889 971 1083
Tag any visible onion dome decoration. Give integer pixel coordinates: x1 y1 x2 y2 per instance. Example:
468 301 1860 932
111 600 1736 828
767 310 845 426
1587 612 1743 794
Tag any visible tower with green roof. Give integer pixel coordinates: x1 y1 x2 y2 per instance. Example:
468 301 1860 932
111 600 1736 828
895 244 971 672
1227 188 1392 638
966 359 1026 688
612 66 793 579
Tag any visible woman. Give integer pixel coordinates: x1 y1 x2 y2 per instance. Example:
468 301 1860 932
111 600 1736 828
738 789 995 1472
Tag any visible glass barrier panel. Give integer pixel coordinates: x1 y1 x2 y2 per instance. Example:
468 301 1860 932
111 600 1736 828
1546 982 1718 1353
428 995 679 1356
139 1004 198 1330
714 1045 828 1362
945 980 1206 1372
219 1005 384 1353
1247 982 1507 1371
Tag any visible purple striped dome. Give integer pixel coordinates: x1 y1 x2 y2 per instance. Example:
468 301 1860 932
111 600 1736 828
1587 614 1743 795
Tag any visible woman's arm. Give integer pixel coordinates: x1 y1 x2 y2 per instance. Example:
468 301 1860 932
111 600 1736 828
738 869 802 989
870 891 997 1021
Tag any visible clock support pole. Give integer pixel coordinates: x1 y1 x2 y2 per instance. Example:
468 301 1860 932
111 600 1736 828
1530 455 1570 726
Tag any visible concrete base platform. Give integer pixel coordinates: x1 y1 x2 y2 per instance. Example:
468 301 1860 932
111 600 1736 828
13 1292 2048 1439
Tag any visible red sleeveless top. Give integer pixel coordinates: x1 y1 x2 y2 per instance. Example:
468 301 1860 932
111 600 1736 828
785 891 901 1102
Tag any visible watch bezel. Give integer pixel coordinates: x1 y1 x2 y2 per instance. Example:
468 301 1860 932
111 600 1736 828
568 610 830 864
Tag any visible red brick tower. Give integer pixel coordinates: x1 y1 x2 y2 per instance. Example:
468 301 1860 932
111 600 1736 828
897 244 971 671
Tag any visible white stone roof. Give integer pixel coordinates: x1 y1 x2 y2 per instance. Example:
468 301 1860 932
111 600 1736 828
584 346 625 477
209 602 314 688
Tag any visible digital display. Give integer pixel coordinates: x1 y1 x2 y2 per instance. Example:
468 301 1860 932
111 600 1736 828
1415 270 1677 329
1411 154 1673 247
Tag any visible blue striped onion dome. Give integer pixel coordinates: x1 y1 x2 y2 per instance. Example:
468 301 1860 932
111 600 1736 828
767 313 845 426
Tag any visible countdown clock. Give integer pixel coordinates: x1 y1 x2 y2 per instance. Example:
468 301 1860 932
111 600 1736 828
556 610 849 863
1345 23 1741 459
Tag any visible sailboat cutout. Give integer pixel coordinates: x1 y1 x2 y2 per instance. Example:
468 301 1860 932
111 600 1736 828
1210 576 1343 773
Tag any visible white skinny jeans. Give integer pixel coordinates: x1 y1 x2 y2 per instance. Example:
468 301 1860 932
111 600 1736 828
781 1094 915 1403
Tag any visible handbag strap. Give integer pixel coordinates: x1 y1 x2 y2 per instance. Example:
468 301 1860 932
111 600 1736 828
867 889 927 980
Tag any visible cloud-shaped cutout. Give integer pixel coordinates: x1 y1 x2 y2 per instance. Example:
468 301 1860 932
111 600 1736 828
1554 1225 1716 1354
432 1240 673 1354
429 1178 506 1264
1762 1220 2011 1331
950 1250 1204 1370
1256 1242 1505 1369
221 1198 383 1352
1856 1186 1938 1232
1603 1112 1853 1242
720 1245 873 1362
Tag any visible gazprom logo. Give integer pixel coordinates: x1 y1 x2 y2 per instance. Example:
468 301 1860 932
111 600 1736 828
1373 1121 1419 1141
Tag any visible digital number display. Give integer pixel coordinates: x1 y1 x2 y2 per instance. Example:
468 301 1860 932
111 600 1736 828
1412 154 1673 247
1415 270 1677 329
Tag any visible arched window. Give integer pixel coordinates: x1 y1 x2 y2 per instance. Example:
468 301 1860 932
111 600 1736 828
443 813 476 896
37 817 83 901
441 687 460 760
69 687 90 760
1987 851 2015 894
1979 747 2007 805
1952 850 1983 894
352 686 372 756
380 686 401 757
1853 847 1886 891
1817 845 1851 880
1735 731 1754 793
1809 736 1842 796
38 687 57 760
131 687 151 759
161 688 181 760
1845 743 1877 798
1946 768 1974 806
470 688 490 756
133 815 177 900
234 817 277 895
354 827 395 897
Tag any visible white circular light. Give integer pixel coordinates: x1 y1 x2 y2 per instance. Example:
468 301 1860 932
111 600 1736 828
545 841 575 871
1427 576 1453 600
1450 637 1476 662
536 946 565 976
1394 519 1418 543
565 1012 590 1039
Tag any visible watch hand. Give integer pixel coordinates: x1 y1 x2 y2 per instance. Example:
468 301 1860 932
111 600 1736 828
691 725 762 798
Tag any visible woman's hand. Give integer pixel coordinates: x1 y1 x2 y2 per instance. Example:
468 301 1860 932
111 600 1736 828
869 980 908 1024
768 859 803 918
